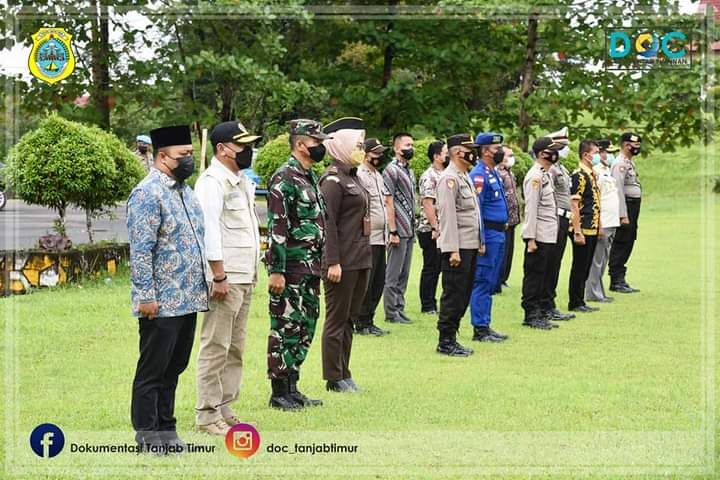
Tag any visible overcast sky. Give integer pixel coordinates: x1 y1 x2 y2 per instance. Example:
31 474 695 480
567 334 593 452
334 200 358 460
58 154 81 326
0 0 702 81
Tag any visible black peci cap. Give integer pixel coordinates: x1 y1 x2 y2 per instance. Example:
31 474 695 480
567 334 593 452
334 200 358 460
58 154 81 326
150 125 192 150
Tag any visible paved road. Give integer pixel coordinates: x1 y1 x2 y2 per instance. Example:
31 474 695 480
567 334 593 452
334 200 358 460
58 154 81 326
0 199 268 251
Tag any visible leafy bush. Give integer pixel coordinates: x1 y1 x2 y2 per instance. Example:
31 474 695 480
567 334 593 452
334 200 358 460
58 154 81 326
6 113 145 242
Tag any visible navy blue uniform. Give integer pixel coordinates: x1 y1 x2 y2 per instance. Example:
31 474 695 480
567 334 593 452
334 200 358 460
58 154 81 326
468 163 508 328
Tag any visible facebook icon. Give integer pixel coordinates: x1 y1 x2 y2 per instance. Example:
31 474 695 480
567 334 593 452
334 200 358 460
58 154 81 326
30 423 65 458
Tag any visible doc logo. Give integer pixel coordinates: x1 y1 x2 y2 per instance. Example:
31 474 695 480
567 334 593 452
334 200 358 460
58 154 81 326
30 423 65 458
605 28 691 70
28 27 76 84
225 423 260 459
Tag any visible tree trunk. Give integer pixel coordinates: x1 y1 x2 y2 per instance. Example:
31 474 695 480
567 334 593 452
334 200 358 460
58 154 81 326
518 13 539 152
379 1 398 129
85 210 94 244
91 0 110 130
55 203 67 237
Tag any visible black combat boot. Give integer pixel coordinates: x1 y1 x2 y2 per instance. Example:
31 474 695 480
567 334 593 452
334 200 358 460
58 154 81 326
523 311 553 330
288 371 323 407
472 326 504 342
269 377 302 411
437 334 474 356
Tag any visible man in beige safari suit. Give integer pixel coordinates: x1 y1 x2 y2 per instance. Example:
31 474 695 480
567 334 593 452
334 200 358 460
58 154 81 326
193 121 261 435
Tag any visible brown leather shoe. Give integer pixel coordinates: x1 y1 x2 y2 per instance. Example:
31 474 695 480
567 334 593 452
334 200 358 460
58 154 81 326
197 419 230 436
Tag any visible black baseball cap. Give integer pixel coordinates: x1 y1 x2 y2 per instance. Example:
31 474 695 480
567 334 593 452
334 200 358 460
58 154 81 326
531 136 564 154
210 121 261 147
447 133 479 150
363 138 388 154
620 132 642 143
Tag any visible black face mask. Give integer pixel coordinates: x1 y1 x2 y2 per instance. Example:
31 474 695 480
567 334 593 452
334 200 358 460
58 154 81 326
492 149 505 165
442 155 450 169
167 154 195 183
307 143 326 163
401 148 414 161
461 150 478 166
629 145 641 156
234 147 253 170
369 155 382 167
543 151 559 164
138 146 148 154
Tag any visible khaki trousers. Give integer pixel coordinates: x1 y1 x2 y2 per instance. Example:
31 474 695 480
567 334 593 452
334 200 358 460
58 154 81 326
195 283 253 425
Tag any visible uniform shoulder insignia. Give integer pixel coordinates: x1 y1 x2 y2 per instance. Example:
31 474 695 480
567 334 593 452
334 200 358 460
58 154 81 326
328 166 338 174
446 178 456 189
326 175 340 183
531 178 541 189
473 175 484 193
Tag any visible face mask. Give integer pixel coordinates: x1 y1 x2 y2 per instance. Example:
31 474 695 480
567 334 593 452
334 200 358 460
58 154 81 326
350 149 365 166
629 145 641 156
541 151 559 164
442 155 450 169
306 143 326 163
461 150 478 166
369 155 382 167
606 153 616 166
166 154 195 183
233 146 253 170
401 148 414 161
506 156 516 168
591 153 602 166
558 146 570 159
138 145 148 154
492 149 505 165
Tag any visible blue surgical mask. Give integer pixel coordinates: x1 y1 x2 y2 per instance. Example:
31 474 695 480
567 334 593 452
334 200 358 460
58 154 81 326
591 153 602 166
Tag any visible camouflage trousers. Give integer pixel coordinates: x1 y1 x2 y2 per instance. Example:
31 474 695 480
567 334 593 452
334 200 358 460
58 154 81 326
267 273 321 379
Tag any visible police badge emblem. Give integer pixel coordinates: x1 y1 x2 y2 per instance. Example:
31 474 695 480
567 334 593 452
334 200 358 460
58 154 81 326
28 28 76 85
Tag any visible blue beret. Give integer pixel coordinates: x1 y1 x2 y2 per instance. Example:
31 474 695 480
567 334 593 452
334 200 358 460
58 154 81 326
474 132 503 146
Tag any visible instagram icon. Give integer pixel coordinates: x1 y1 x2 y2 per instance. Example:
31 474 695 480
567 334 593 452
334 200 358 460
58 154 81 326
225 423 260 459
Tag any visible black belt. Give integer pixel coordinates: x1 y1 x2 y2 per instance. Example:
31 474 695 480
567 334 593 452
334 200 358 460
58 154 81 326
484 220 508 232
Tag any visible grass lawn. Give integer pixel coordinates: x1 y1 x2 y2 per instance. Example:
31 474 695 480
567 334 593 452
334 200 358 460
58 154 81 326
1 143 718 478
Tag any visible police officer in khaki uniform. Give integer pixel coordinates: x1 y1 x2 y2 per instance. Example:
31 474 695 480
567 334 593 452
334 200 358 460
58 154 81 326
319 117 371 393
608 132 642 293
356 138 391 336
194 121 261 435
521 137 564 330
544 127 575 321
435 134 483 357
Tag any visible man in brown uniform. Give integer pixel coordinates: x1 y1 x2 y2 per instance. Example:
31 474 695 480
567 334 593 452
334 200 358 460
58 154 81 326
435 134 483 357
356 138 391 336
319 117 371 393
521 137 563 330
608 132 642 293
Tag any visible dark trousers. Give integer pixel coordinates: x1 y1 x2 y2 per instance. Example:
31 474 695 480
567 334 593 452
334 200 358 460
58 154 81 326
497 225 516 289
545 216 570 310
437 249 477 342
357 245 386 329
609 197 641 285
131 313 197 434
417 231 441 312
568 234 598 309
522 241 555 317
322 269 370 381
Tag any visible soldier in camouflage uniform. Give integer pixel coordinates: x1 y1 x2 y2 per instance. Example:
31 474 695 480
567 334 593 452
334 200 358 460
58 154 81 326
264 119 331 410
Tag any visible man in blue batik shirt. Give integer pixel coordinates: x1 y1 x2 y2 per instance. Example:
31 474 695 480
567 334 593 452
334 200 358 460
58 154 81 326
127 124 209 455
468 132 510 344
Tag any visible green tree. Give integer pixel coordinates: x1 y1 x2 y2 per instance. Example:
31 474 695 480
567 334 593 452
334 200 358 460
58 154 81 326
6 113 144 242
